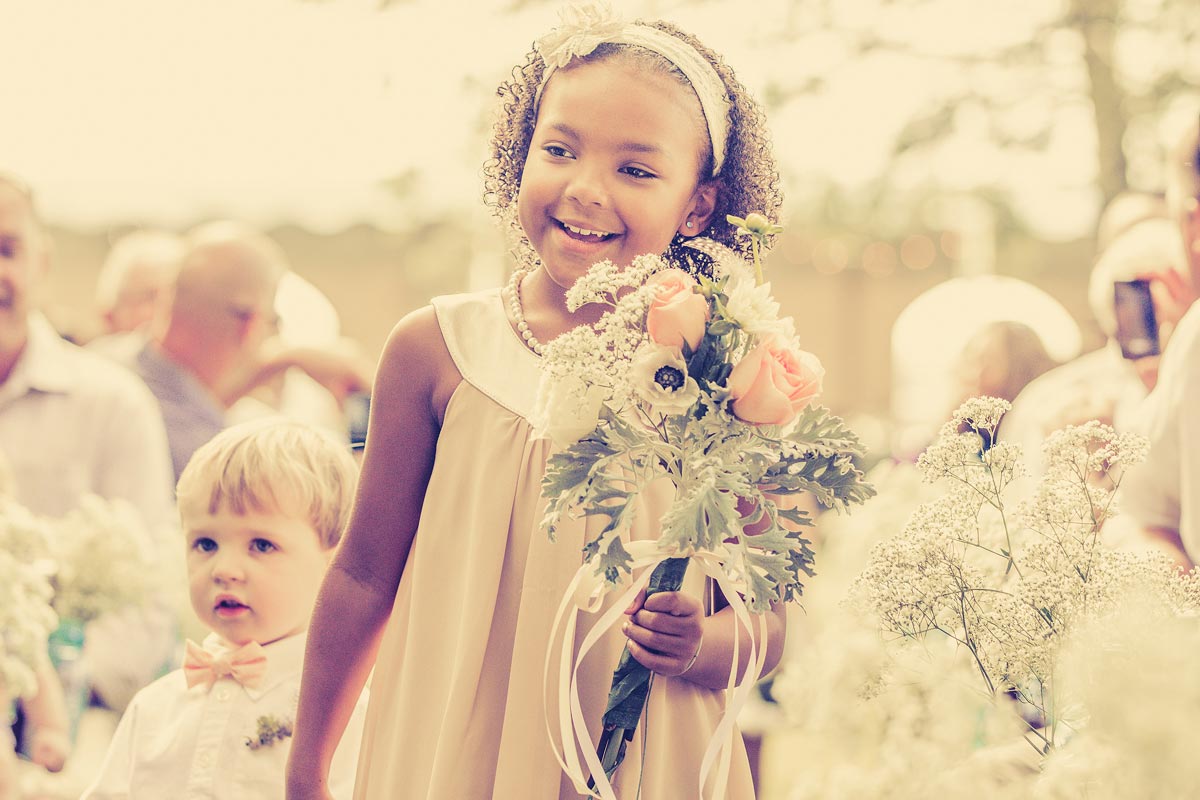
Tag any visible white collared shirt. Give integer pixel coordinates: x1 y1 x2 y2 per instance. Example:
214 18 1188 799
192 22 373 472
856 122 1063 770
81 632 368 800
0 313 175 537
1122 302 1200 559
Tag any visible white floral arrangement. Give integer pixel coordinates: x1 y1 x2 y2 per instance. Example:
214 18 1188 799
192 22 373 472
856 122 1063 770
0 498 57 699
773 397 1200 799
534 215 874 796
48 494 159 625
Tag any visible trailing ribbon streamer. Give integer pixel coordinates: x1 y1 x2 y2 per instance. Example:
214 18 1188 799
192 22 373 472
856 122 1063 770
542 541 767 800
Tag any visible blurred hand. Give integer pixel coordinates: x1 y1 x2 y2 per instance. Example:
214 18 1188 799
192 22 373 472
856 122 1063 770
1140 268 1197 350
29 728 70 773
284 342 374 403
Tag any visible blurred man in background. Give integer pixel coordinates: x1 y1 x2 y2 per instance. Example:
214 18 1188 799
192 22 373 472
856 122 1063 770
0 172 174 531
86 230 184 361
94 230 183 337
131 221 373 480
0 171 178 718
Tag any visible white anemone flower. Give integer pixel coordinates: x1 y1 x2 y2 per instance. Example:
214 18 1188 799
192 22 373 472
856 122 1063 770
630 344 700 414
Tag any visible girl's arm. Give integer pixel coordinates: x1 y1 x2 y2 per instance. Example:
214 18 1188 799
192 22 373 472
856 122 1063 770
683 597 787 690
286 307 457 800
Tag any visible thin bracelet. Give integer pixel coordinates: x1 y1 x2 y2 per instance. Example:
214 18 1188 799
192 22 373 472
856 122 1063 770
679 635 703 676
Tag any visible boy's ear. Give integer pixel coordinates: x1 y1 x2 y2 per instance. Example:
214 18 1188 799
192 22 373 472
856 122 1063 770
678 181 720 238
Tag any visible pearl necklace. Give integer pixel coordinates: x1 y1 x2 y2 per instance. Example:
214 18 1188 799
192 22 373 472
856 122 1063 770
506 268 545 356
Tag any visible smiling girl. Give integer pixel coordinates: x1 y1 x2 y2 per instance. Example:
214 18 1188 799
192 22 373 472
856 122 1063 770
288 5 784 799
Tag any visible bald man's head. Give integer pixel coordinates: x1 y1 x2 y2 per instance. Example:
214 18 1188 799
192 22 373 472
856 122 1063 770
172 221 286 331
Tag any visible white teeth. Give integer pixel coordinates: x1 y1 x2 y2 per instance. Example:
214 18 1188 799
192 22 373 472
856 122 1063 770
563 222 609 238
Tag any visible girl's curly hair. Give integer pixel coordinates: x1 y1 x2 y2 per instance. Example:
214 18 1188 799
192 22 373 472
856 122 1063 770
482 19 782 273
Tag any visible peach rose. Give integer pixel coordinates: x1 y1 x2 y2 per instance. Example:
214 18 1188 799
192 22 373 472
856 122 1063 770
646 268 709 351
727 335 824 426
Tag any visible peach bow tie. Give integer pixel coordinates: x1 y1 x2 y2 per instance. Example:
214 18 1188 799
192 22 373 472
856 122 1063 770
183 640 268 690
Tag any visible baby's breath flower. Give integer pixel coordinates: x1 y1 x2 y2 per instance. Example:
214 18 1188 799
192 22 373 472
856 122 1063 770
840 402 1196 772
952 396 1011 432
0 500 58 700
50 495 157 624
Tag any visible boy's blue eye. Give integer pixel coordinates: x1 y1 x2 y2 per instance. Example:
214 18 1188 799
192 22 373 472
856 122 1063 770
192 537 217 553
251 538 277 554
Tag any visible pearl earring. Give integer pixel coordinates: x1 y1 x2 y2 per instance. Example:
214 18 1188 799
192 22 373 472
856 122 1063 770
686 220 694 229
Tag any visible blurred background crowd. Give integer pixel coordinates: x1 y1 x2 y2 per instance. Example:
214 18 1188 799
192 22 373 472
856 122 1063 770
2 0 1199 797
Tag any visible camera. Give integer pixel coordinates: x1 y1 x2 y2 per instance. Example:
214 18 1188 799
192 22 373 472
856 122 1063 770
344 392 370 449
1112 279 1159 360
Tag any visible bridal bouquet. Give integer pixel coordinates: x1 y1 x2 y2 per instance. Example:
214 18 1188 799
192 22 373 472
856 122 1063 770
534 214 874 797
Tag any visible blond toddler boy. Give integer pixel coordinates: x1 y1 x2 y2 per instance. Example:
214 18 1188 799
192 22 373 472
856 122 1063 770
83 419 367 799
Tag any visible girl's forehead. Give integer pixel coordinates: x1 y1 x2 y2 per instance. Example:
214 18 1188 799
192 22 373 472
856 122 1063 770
544 56 693 110
535 59 707 152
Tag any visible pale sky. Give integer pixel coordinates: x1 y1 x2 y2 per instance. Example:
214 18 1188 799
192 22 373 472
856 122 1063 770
1 0 1185 237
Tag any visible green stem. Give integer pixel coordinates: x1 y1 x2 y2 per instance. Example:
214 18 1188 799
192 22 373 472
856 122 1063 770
591 557 690 787
751 237 764 285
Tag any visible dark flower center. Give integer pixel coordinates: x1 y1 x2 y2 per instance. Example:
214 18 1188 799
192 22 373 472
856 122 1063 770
654 366 686 391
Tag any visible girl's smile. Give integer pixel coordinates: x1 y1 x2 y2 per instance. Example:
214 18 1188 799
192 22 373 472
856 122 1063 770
550 215 623 256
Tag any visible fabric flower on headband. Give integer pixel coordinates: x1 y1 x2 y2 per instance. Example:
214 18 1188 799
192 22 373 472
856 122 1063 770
535 0 627 69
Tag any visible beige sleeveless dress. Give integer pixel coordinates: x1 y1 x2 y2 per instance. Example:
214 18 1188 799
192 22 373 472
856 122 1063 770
353 288 755 799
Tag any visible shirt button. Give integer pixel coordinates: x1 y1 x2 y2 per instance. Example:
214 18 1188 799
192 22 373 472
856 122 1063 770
197 752 213 768
216 688 231 701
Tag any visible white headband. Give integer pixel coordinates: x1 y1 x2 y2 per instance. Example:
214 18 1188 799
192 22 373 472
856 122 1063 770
533 2 731 177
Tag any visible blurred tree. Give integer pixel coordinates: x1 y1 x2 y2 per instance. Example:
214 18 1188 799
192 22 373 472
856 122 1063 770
764 0 1200 228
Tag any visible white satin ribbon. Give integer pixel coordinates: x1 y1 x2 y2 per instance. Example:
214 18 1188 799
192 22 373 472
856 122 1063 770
542 541 768 800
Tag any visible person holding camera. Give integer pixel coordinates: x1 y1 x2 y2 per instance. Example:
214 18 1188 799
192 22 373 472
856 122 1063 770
1001 211 1185 480
1119 121 1200 569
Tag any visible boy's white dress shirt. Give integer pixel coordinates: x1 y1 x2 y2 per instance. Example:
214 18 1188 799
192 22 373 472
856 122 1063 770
81 632 368 800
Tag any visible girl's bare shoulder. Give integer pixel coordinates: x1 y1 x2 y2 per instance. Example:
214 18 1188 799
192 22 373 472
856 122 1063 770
375 305 461 424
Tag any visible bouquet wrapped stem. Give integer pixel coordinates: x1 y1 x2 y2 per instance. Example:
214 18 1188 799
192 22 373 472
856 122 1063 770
536 213 874 797
590 556 690 787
